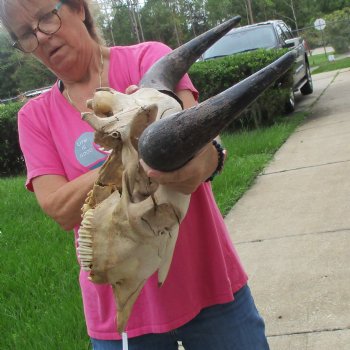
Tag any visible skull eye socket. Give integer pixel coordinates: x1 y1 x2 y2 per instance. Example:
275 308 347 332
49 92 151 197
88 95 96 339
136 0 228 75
111 131 121 139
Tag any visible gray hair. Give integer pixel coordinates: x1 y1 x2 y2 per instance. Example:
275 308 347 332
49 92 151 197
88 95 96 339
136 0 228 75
0 0 104 44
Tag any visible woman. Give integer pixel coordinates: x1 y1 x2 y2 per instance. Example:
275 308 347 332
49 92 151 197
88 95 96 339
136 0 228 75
0 1 270 349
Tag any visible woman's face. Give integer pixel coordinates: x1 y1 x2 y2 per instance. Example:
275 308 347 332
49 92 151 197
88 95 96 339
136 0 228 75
5 0 94 79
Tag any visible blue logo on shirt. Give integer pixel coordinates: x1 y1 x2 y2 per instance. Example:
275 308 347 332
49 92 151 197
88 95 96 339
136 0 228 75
75 132 109 169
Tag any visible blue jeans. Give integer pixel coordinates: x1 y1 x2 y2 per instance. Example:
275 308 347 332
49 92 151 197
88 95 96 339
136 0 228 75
91 285 270 350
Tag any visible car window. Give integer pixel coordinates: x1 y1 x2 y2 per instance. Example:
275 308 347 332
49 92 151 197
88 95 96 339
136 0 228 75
279 23 293 39
276 25 287 41
203 25 277 60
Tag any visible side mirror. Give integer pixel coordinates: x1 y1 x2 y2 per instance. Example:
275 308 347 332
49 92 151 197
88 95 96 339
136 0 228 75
284 37 302 49
283 41 295 48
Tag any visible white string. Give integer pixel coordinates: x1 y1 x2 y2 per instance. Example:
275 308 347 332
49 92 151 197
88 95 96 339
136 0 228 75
122 332 129 350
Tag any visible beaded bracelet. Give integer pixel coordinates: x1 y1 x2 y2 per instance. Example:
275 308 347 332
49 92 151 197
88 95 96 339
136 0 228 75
205 140 226 182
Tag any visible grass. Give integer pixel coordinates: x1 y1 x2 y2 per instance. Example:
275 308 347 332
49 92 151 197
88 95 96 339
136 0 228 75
309 51 350 74
212 112 306 215
312 57 350 74
0 112 306 349
0 177 90 350
309 52 333 67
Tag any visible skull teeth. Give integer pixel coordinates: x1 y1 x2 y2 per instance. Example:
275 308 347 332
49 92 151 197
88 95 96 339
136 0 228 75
77 210 94 272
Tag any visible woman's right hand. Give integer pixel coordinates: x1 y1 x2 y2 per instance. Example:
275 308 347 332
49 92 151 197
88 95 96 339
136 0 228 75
125 85 139 94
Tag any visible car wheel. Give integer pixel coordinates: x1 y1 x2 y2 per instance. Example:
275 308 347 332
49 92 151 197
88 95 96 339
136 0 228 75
285 90 295 113
300 64 313 95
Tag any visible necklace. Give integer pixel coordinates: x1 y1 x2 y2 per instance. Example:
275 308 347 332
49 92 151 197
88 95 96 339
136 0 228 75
65 46 104 111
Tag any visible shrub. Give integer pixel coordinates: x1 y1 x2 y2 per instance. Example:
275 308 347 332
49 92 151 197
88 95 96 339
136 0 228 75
189 49 293 131
0 102 25 176
0 50 293 176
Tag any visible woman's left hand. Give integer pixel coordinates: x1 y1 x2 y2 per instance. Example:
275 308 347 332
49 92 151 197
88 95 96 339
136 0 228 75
140 141 220 195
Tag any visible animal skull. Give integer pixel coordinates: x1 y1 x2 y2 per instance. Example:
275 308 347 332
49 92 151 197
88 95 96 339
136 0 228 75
77 87 190 333
76 15 296 334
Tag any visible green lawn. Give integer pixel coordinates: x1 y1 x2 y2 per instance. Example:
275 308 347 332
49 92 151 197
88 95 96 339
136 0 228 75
309 51 350 74
309 51 333 67
213 112 305 215
312 57 350 74
0 111 306 349
0 177 90 350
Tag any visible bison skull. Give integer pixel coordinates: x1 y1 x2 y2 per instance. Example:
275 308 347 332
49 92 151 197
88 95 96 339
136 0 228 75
77 87 190 333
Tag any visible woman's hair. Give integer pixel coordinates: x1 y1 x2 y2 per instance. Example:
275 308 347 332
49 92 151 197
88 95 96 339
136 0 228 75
0 0 104 44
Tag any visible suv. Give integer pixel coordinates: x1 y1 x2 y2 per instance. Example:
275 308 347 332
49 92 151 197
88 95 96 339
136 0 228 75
202 20 313 111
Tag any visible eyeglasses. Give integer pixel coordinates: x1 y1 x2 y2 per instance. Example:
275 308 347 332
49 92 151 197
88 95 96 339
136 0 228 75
12 1 63 53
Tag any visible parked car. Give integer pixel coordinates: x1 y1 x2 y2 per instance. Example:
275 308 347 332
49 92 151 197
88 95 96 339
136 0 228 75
0 86 52 104
201 20 313 112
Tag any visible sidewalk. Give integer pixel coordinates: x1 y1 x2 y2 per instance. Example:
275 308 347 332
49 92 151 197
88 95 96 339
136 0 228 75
225 67 350 349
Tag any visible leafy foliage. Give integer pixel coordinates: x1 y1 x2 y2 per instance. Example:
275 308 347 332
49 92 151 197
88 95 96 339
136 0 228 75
95 0 350 50
0 102 25 176
189 49 293 131
0 33 22 99
1 0 350 100
324 7 350 53
0 32 55 100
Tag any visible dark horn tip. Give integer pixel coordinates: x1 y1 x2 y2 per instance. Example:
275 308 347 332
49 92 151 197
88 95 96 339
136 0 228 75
138 50 297 172
139 15 242 93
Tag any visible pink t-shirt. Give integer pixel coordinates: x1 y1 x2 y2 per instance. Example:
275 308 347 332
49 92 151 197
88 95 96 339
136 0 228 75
18 42 248 340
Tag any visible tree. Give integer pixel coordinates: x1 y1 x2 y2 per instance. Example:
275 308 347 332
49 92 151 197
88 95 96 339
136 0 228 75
0 31 55 100
246 0 255 23
95 0 117 45
126 0 145 43
318 0 350 14
324 7 350 53
0 32 21 99
13 55 56 93
205 0 247 26
140 0 181 47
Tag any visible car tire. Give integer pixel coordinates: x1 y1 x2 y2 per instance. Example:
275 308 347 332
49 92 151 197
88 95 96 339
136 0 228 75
300 64 313 95
285 90 295 113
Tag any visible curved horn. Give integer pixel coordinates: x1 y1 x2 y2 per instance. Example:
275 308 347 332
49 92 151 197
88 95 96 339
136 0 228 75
139 16 242 101
138 50 297 172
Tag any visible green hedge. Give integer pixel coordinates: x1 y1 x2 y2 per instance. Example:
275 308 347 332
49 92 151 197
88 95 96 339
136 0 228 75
1 50 292 176
0 102 25 177
189 49 293 131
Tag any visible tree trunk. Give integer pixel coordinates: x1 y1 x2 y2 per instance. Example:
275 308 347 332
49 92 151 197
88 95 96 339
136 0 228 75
127 0 140 43
290 0 299 35
246 0 254 24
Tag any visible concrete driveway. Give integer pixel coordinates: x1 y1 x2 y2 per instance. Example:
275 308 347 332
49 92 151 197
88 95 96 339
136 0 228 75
225 67 350 349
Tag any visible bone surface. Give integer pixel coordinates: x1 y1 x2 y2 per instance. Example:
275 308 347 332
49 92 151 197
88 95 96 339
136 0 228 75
77 88 190 333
